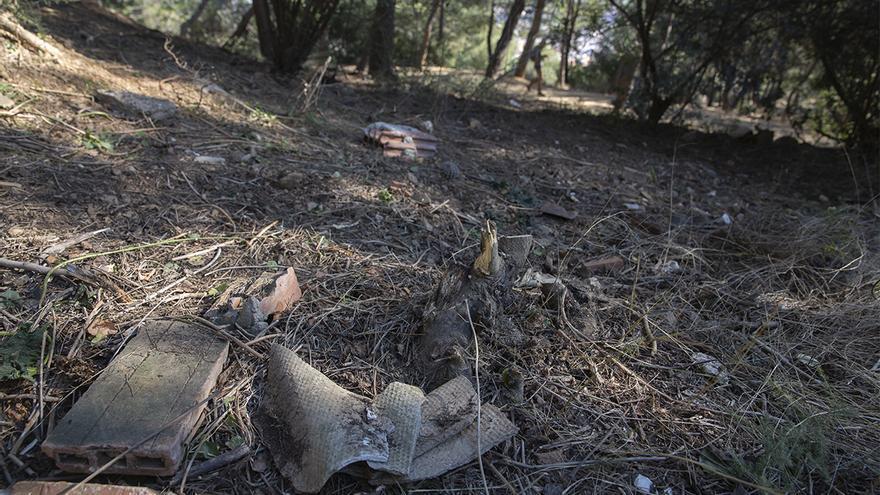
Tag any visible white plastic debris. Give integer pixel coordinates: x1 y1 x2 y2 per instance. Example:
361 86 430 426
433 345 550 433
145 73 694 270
517 268 560 289
796 353 820 368
720 212 733 225
634 473 654 494
657 260 681 274
692 352 730 386
194 155 226 165
508 99 522 108
624 202 642 211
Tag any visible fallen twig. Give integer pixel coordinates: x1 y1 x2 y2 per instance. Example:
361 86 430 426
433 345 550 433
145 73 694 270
171 444 251 485
181 316 265 360
0 257 130 303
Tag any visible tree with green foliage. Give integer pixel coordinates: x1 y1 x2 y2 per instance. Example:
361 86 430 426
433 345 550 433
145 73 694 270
514 0 546 77
608 0 773 123
485 0 526 77
253 0 341 73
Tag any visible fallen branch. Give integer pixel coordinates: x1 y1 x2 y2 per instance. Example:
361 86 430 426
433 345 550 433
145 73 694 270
0 257 131 302
0 12 62 58
172 444 251 485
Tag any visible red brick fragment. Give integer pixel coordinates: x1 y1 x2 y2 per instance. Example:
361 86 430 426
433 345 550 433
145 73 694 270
259 267 302 316
578 255 625 275
41 320 228 476
9 481 157 495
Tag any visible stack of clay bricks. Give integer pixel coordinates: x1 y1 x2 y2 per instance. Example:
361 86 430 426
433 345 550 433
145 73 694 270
364 122 439 158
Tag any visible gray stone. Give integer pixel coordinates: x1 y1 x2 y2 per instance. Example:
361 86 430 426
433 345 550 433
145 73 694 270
0 93 14 109
95 90 177 121
41 319 228 475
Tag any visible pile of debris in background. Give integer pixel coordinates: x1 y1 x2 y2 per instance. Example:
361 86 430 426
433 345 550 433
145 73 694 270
363 122 439 158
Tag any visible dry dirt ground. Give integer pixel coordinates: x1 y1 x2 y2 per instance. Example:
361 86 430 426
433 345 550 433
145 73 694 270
1 3 880 494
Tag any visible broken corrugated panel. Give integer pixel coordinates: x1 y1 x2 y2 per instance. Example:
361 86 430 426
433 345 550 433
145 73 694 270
256 345 517 493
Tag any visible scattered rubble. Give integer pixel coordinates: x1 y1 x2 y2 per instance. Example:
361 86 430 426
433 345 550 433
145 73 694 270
364 122 439 158
95 90 178 121
41 320 228 476
193 155 226 165
256 345 516 493
691 352 730 386
577 255 625 275
204 267 301 334
540 200 578 220
634 473 654 494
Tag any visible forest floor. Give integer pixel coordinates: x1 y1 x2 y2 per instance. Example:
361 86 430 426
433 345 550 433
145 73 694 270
1 2 880 494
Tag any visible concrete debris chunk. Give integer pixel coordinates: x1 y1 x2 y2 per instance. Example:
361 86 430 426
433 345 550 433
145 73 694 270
692 352 729 386
7 481 158 495
257 346 517 492
364 122 439 159
41 320 228 476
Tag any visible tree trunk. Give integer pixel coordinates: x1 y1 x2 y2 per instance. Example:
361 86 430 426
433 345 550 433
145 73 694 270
180 0 212 37
485 0 526 78
647 96 672 123
557 0 579 86
438 0 445 52
369 0 396 79
223 6 254 48
486 0 495 62
514 0 545 77
252 0 276 61
418 0 442 69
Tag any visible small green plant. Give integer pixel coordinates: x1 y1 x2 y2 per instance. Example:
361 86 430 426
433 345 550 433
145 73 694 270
82 132 114 152
0 289 20 309
377 188 393 203
705 397 840 491
250 106 276 125
0 326 45 381
206 282 230 297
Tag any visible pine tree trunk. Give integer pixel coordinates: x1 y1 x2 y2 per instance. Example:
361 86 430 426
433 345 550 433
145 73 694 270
514 0 545 77
369 0 396 78
485 0 526 78
557 0 579 86
180 0 212 37
252 0 276 61
486 0 495 61
438 0 445 53
418 0 442 69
